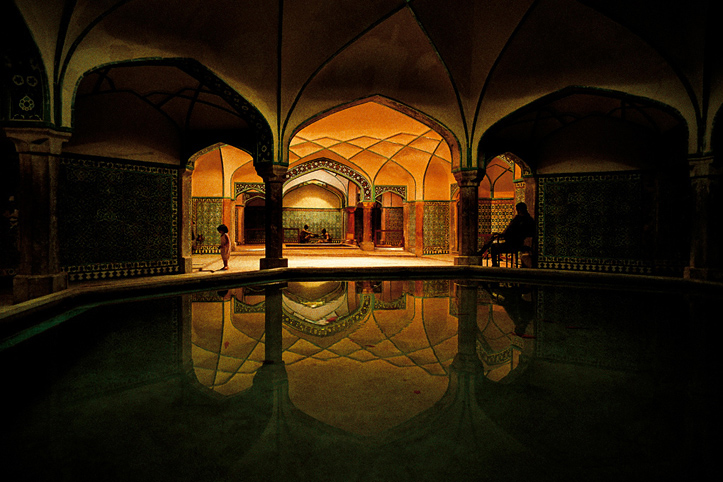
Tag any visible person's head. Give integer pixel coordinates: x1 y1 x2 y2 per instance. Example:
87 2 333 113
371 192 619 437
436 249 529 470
304 224 309 230
321 228 327 234
217 224 229 234
515 202 528 215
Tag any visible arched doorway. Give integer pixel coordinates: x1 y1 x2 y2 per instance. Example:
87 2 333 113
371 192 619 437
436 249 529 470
374 191 405 247
242 196 265 244
287 99 458 255
479 87 688 274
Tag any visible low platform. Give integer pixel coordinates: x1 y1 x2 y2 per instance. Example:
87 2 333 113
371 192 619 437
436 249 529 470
285 242 358 249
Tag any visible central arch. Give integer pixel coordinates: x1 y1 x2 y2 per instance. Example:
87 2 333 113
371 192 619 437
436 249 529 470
284 158 372 201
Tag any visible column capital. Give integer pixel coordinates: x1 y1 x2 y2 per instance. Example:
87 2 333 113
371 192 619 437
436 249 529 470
688 154 721 178
2 127 71 155
255 164 288 183
453 169 482 187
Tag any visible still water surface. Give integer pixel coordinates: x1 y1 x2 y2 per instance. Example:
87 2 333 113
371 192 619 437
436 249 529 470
1 278 715 481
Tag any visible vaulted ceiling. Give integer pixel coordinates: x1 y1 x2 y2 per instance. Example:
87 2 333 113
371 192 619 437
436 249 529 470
6 0 720 162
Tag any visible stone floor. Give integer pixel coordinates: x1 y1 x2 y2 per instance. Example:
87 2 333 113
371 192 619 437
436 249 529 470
0 246 460 313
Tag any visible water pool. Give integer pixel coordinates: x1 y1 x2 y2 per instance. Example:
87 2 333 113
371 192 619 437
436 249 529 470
1 274 717 482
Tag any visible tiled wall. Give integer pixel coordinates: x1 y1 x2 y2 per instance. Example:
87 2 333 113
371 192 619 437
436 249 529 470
59 156 179 280
192 198 223 254
537 173 648 273
408 202 417 254
423 201 450 255
478 199 515 249
283 208 343 242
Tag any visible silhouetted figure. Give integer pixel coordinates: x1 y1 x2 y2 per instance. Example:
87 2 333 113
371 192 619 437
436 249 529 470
481 202 535 267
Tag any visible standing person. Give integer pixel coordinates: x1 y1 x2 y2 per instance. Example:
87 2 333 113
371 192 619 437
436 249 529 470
485 202 535 267
217 224 231 270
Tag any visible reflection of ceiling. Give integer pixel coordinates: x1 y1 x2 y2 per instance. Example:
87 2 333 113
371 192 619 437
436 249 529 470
192 291 458 397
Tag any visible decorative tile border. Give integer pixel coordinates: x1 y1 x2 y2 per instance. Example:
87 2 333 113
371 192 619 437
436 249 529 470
285 159 372 201
282 294 373 337
374 185 407 200
234 182 265 199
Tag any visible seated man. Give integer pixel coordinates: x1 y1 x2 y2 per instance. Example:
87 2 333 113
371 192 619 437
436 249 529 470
482 202 536 267
319 228 332 243
299 224 316 243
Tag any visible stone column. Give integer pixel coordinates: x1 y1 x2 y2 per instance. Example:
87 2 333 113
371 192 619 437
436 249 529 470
179 170 193 273
345 206 356 244
264 283 285 364
453 170 482 266
258 165 288 269
685 155 722 281
453 280 483 372
359 201 375 251
4 127 70 303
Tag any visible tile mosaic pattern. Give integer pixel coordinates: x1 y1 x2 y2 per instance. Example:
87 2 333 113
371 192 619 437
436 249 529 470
375 185 407 200
538 173 648 273
408 202 417 254
192 197 223 254
58 157 178 280
423 201 450 255
234 182 264 198
478 199 515 235
381 207 404 246
283 208 343 242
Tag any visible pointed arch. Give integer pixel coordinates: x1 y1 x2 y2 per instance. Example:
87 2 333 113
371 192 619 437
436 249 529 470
284 158 373 201
289 95 461 170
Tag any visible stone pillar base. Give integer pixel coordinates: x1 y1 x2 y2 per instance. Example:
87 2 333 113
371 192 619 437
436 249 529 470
13 272 68 304
260 258 288 270
454 255 481 266
180 256 193 274
359 241 375 251
684 267 723 282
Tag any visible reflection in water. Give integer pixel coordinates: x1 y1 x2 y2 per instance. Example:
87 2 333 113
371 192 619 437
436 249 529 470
192 280 460 434
1 278 714 481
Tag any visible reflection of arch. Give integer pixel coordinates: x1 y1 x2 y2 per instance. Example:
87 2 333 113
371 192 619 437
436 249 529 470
283 293 373 337
284 158 372 201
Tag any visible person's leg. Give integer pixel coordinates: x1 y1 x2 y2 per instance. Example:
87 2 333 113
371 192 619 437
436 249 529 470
490 244 501 266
